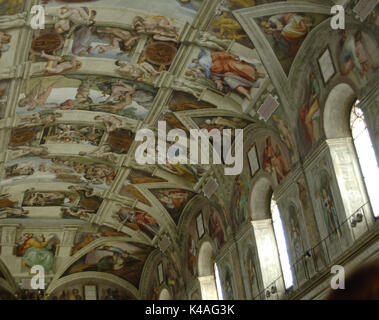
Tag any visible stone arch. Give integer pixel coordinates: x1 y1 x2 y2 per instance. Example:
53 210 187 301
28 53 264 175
0 257 18 294
250 174 274 221
139 249 161 299
323 83 357 140
178 195 229 241
50 237 154 297
177 194 227 299
249 175 289 296
0 279 16 297
197 240 215 278
52 237 148 281
139 248 184 300
320 81 376 231
197 240 218 300
46 272 139 299
159 288 172 300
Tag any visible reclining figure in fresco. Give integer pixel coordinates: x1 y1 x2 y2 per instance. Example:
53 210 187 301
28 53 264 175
9 146 49 159
194 31 232 51
94 115 124 133
61 207 94 219
40 51 82 75
19 111 63 128
18 77 64 111
68 185 96 198
0 207 29 218
173 77 204 99
79 145 118 163
115 60 159 82
132 15 178 42
91 85 136 113
104 81 137 103
96 27 140 53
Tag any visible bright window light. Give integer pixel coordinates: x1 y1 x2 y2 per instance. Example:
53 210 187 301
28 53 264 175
271 197 294 289
351 102 379 218
214 263 224 300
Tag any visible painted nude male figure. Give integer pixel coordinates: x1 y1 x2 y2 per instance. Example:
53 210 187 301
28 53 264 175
18 77 63 111
40 51 82 75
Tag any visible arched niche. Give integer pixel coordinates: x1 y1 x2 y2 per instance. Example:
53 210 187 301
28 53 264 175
52 237 153 292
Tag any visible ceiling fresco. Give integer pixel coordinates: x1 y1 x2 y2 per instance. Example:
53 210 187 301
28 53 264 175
256 12 329 75
0 0 378 299
62 240 154 288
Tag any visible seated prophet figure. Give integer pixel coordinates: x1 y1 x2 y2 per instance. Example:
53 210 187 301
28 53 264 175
263 137 289 183
340 31 379 78
190 48 265 100
17 234 58 272
299 72 320 145
261 13 313 56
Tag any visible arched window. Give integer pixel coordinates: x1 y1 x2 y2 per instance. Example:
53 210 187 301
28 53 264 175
214 263 224 300
350 102 379 217
271 196 294 289
197 241 219 300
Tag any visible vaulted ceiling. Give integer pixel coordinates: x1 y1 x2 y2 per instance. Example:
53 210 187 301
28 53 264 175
0 0 377 299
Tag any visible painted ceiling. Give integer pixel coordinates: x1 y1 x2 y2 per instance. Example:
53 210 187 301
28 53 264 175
0 0 378 299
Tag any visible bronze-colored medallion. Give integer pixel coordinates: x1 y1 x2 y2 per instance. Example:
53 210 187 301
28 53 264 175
108 129 135 154
10 128 36 146
144 42 177 66
79 197 102 211
30 32 64 55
